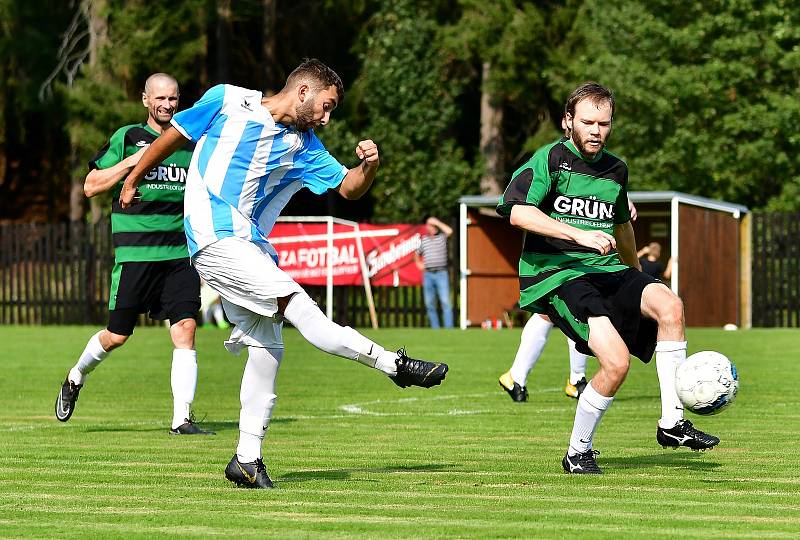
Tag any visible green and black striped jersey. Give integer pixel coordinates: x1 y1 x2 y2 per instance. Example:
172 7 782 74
90 123 194 263
497 138 632 312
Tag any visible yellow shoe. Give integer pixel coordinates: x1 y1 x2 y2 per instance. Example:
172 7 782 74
565 376 588 399
499 371 528 402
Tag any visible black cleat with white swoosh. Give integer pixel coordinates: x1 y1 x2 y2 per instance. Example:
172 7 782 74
562 449 602 474
55 377 82 422
390 348 448 388
657 419 719 451
224 454 274 489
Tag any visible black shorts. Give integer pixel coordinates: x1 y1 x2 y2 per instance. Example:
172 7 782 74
107 258 200 336
542 268 660 363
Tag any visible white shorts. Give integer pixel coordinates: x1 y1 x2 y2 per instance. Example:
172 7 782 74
192 237 305 353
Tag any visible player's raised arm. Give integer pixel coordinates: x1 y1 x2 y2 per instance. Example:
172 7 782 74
337 139 380 200
84 146 150 198
119 126 189 208
509 204 617 255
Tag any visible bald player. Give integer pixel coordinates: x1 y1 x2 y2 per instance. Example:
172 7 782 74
54 73 213 435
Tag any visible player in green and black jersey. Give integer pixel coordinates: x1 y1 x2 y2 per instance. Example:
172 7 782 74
498 82 719 474
55 74 212 435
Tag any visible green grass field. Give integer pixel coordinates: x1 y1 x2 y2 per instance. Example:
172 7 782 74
1 326 798 539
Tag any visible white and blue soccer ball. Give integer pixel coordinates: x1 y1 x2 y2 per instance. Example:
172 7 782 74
675 351 738 415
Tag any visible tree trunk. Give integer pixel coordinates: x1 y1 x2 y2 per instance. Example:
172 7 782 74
262 0 278 94
70 0 108 223
215 0 232 83
479 61 504 196
0 62 6 192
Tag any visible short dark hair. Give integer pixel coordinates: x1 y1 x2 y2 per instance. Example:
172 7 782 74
286 58 344 102
564 82 615 119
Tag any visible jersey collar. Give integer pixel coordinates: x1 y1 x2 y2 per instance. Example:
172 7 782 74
142 123 160 138
564 138 604 163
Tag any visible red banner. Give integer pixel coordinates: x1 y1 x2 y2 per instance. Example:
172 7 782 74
269 222 426 286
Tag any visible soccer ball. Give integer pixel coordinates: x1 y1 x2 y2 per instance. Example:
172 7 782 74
675 351 738 415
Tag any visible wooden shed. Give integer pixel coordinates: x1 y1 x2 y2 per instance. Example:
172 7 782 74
458 192 750 329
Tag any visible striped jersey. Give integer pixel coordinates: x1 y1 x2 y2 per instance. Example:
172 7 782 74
90 123 194 263
416 233 448 269
497 138 631 312
171 84 348 259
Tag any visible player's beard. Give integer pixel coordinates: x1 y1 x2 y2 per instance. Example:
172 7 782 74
573 133 606 160
294 96 317 132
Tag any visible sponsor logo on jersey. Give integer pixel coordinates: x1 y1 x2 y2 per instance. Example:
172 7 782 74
553 195 614 220
242 98 253 111
143 163 188 183
135 140 149 147
559 161 572 171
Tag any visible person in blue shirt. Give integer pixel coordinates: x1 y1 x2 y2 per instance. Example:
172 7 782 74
119 59 448 489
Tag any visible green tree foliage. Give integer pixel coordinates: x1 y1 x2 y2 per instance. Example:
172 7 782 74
61 0 206 198
551 0 800 210
7 0 800 223
442 1 581 174
320 0 478 222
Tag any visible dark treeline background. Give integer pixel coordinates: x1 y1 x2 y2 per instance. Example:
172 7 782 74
2 0 799 226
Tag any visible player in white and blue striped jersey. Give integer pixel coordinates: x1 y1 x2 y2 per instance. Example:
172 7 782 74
119 59 448 489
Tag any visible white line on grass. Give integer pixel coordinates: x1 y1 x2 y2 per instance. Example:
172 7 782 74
338 391 500 417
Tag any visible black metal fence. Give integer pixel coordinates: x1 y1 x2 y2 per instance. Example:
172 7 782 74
0 221 457 327
751 211 800 327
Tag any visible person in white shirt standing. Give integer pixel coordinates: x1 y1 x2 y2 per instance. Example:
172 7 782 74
119 59 449 489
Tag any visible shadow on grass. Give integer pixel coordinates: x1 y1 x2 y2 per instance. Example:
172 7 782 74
279 463 457 483
602 451 721 471
611 393 661 403
83 417 296 433
84 425 171 433
198 417 296 432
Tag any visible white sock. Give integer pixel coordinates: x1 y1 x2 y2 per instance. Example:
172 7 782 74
283 292 397 375
171 349 198 429
69 331 109 385
237 346 283 462
655 340 687 429
568 380 614 455
509 315 552 386
568 339 588 384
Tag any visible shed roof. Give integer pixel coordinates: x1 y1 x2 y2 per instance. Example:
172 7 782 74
458 191 748 217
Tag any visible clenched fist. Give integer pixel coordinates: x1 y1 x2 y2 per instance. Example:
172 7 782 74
355 139 380 166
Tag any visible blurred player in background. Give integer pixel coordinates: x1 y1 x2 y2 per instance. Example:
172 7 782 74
55 74 213 436
637 241 673 281
499 314 590 402
200 279 230 329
